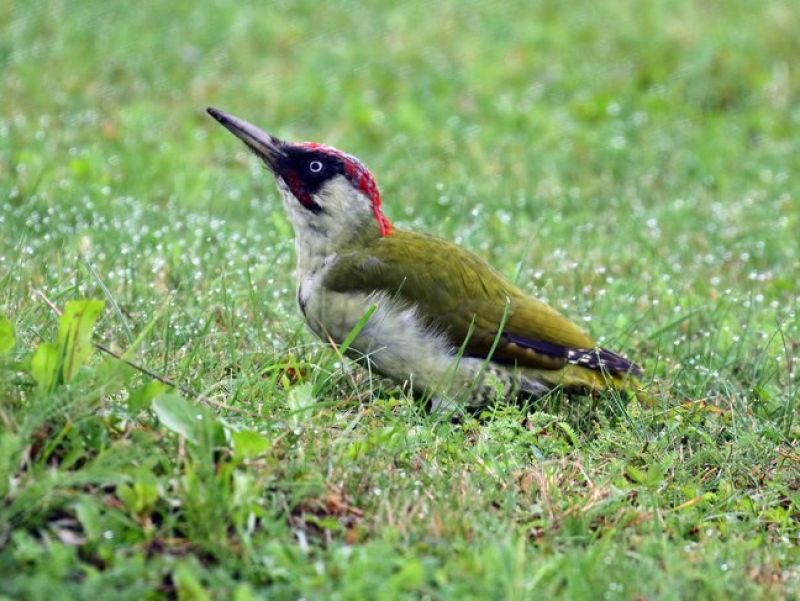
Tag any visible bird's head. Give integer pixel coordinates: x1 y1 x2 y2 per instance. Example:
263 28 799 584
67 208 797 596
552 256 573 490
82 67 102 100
207 108 392 249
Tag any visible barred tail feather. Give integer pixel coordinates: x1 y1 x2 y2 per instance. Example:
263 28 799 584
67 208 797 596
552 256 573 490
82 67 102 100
503 334 643 377
565 346 643 377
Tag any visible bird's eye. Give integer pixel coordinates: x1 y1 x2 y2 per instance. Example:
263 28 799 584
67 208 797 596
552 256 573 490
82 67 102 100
309 160 323 173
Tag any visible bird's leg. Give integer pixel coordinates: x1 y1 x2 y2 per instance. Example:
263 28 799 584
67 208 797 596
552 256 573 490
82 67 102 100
427 358 523 412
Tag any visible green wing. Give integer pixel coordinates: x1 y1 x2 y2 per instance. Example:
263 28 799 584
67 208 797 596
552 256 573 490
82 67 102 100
323 229 597 371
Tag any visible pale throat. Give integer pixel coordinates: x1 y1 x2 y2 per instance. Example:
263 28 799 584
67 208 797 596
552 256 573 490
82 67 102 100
291 226 339 278
280 181 379 280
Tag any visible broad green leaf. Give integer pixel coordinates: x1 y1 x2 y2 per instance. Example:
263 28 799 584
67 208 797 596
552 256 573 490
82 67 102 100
153 393 202 443
57 299 105 382
31 341 60 393
127 473 160 513
153 393 223 447
287 382 316 425
135 478 160 511
0 316 15 354
74 499 103 541
128 381 167 414
116 483 137 512
232 430 270 459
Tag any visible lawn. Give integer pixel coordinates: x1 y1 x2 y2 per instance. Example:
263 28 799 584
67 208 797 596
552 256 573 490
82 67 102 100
1 0 799 598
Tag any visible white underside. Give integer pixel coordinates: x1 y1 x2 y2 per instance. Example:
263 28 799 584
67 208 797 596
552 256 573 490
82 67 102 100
297 255 548 408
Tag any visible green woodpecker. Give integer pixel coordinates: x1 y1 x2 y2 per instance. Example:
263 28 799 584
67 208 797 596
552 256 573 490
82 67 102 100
207 107 645 410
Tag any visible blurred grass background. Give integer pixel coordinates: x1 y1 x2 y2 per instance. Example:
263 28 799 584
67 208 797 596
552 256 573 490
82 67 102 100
1 0 799 598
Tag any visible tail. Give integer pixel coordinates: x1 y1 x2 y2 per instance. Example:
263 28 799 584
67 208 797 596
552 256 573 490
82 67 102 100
563 346 643 377
499 334 653 404
504 335 643 377
562 347 656 404
519 363 655 406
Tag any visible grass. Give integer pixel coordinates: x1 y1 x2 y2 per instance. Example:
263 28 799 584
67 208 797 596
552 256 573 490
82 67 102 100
1 0 799 598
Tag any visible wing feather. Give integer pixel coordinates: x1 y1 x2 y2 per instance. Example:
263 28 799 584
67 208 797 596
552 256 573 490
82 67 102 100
324 230 639 374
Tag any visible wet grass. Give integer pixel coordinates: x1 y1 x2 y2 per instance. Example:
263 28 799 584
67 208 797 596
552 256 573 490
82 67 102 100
1 0 799 598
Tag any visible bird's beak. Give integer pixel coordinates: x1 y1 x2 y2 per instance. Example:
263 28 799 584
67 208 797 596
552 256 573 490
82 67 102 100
206 107 286 169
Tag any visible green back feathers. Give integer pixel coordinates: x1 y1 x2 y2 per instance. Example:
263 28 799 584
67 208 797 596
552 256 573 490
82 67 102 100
323 229 599 371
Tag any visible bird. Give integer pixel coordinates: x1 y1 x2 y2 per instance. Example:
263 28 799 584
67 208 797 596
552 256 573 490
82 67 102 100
207 107 647 411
